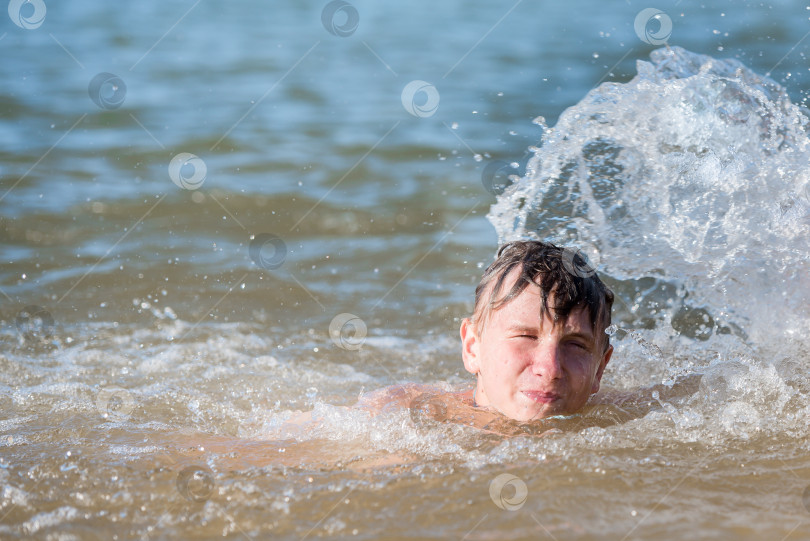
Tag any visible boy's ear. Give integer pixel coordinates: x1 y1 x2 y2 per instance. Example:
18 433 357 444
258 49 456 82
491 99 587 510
590 344 613 395
460 318 481 375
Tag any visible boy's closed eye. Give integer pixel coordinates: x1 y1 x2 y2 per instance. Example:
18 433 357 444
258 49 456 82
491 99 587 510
506 325 539 339
564 337 595 353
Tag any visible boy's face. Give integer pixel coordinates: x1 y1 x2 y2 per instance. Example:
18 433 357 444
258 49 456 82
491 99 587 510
460 269 613 422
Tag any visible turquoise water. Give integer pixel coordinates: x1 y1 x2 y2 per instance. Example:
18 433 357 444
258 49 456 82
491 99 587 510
2 1 810 539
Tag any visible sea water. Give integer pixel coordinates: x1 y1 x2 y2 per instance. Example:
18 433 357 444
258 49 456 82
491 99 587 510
2 1 810 540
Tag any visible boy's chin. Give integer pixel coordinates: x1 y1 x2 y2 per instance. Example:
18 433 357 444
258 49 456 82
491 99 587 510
509 394 571 421
508 403 567 422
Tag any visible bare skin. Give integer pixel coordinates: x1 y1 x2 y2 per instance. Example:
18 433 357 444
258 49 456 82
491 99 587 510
460 267 613 421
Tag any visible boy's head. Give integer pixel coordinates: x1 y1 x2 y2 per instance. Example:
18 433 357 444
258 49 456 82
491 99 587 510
460 240 614 421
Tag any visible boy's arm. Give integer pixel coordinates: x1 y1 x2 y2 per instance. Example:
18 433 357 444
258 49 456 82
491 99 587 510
277 384 423 435
277 383 448 445
270 410 313 440
355 383 428 413
284 410 313 424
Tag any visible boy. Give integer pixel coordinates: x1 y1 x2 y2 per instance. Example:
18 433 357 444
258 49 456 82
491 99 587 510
457 240 614 422
286 240 615 431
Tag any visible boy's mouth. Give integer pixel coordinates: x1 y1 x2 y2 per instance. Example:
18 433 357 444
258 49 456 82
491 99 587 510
522 391 561 404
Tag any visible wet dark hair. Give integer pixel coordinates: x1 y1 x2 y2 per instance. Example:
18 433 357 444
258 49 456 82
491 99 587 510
472 240 614 351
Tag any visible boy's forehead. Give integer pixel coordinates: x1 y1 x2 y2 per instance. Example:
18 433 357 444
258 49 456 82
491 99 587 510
491 287 590 329
482 268 593 332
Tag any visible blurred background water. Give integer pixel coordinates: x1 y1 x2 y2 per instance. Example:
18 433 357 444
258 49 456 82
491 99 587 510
2 0 810 539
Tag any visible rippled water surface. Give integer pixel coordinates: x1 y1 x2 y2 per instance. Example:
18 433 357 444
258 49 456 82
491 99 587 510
2 1 810 540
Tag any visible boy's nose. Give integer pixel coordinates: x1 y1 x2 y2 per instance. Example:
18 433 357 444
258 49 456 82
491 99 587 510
531 342 563 380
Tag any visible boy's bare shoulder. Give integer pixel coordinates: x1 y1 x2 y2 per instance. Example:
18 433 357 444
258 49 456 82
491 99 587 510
280 383 442 432
356 383 445 412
